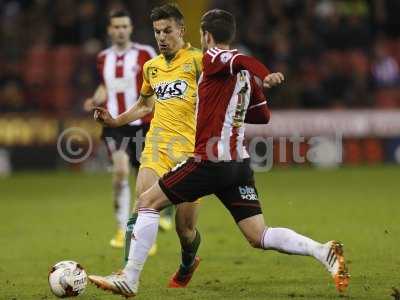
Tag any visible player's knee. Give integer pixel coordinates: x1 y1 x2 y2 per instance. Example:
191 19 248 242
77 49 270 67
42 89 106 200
114 168 129 183
176 214 196 232
112 151 130 182
137 193 162 212
175 222 195 242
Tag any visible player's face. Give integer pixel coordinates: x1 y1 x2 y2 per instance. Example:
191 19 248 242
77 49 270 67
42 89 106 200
153 18 184 56
108 17 132 46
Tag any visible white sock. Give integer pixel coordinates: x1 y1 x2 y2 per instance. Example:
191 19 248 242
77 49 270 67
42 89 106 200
114 179 130 230
261 227 324 260
123 208 160 283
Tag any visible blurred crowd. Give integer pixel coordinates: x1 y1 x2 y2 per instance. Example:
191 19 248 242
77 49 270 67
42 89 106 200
1 0 400 114
211 0 400 109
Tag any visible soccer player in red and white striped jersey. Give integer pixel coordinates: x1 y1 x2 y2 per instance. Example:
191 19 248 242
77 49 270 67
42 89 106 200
83 10 157 249
88 9 349 297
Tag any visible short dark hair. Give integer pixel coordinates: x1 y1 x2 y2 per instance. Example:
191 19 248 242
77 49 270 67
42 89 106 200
108 9 132 25
150 3 184 26
201 9 236 44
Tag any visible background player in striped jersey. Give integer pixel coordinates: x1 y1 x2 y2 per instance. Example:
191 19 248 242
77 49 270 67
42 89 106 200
83 10 174 250
89 8 350 297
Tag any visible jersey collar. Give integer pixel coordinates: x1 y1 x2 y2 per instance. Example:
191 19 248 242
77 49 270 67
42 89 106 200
163 42 191 62
112 42 133 56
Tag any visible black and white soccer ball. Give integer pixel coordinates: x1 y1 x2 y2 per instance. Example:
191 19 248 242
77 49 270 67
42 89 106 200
48 260 87 298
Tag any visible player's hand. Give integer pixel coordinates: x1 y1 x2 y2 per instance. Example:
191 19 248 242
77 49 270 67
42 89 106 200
83 98 96 112
263 72 285 88
93 107 116 127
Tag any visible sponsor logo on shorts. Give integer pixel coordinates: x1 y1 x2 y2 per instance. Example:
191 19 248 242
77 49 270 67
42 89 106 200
239 186 258 201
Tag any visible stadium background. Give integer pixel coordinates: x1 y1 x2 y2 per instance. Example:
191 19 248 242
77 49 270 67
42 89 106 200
0 1 399 300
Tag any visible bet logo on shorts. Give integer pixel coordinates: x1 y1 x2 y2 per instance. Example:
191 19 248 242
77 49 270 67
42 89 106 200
239 186 258 201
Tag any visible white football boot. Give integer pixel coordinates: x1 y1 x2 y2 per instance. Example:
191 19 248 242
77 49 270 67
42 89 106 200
89 271 138 298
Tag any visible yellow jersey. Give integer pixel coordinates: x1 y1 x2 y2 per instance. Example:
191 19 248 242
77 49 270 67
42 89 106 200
140 43 202 175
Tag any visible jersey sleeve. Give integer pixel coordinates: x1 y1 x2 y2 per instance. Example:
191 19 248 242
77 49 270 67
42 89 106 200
203 49 270 81
202 50 232 76
232 54 270 81
140 61 154 97
245 76 270 124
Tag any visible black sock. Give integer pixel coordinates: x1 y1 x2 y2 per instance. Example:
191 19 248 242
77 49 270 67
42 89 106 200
181 229 201 272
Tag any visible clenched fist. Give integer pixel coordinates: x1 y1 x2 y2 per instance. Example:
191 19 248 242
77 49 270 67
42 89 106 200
93 107 117 127
263 72 285 88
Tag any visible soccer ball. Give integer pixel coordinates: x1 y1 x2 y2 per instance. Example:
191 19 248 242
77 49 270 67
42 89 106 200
48 260 87 298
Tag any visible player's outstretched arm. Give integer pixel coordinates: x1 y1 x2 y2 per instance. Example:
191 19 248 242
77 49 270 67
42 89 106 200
94 94 154 127
263 72 285 88
231 55 285 88
83 84 107 112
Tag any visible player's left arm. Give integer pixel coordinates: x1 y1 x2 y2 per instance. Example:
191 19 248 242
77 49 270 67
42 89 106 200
244 100 271 139
204 50 284 88
231 55 284 88
243 72 285 139
244 75 271 124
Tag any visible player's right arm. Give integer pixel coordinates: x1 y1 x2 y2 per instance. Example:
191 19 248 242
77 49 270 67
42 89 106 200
94 95 154 127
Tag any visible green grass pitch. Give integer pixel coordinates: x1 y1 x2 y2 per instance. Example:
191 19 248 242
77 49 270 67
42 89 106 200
0 166 399 300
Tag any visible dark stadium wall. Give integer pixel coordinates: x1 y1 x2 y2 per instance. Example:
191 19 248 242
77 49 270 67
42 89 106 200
175 0 209 48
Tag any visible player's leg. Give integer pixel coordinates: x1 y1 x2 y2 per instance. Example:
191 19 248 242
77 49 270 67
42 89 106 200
175 202 200 267
133 160 202 287
160 204 174 231
237 214 350 292
124 167 159 261
102 126 132 248
124 123 159 258
168 202 201 288
123 159 209 288
109 150 131 248
89 158 210 296
217 180 350 293
89 181 170 297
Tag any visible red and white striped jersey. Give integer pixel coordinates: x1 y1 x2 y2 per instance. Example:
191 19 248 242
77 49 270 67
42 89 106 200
195 47 271 161
97 42 156 125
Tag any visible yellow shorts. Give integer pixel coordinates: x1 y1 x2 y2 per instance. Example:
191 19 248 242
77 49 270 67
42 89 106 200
139 147 190 177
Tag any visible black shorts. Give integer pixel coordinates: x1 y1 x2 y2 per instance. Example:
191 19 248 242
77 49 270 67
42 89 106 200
159 158 262 223
101 124 149 167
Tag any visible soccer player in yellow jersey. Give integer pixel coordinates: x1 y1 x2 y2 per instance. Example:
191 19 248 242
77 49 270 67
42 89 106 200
94 4 202 288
